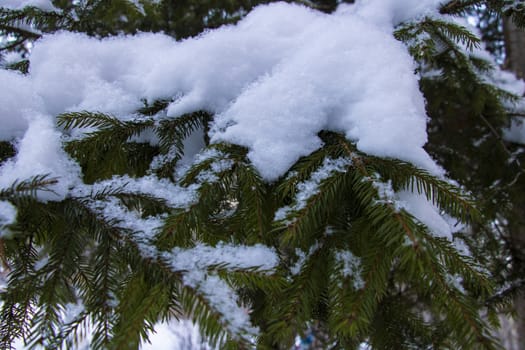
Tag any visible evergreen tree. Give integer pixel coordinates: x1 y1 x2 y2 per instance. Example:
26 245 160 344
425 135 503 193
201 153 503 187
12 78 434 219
421 1 525 348
0 1 524 349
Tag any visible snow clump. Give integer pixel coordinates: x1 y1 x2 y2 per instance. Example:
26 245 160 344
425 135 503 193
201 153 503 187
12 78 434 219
0 0 58 11
0 0 447 186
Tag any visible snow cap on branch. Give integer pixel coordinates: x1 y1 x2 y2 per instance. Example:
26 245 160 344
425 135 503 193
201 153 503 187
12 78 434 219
0 0 58 11
1 0 446 186
347 0 443 27
0 113 81 200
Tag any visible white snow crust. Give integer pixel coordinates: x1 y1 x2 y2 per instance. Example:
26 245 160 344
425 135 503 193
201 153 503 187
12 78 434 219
166 243 278 273
0 200 16 236
335 250 364 289
0 113 81 200
1 0 445 187
141 320 212 350
396 190 453 240
372 177 454 239
163 243 278 338
0 0 58 11
275 157 352 221
72 175 198 208
505 119 525 144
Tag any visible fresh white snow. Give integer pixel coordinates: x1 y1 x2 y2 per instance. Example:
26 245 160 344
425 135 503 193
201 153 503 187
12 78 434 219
0 200 16 237
1 0 447 186
0 113 81 200
395 190 454 240
162 243 278 340
335 250 364 289
0 0 58 11
274 157 352 222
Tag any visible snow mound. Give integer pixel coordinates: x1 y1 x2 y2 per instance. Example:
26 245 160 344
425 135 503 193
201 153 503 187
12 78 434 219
1 0 445 186
0 0 58 11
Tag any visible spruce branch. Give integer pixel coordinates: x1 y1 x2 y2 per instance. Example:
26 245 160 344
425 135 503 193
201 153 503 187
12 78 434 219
0 174 58 201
